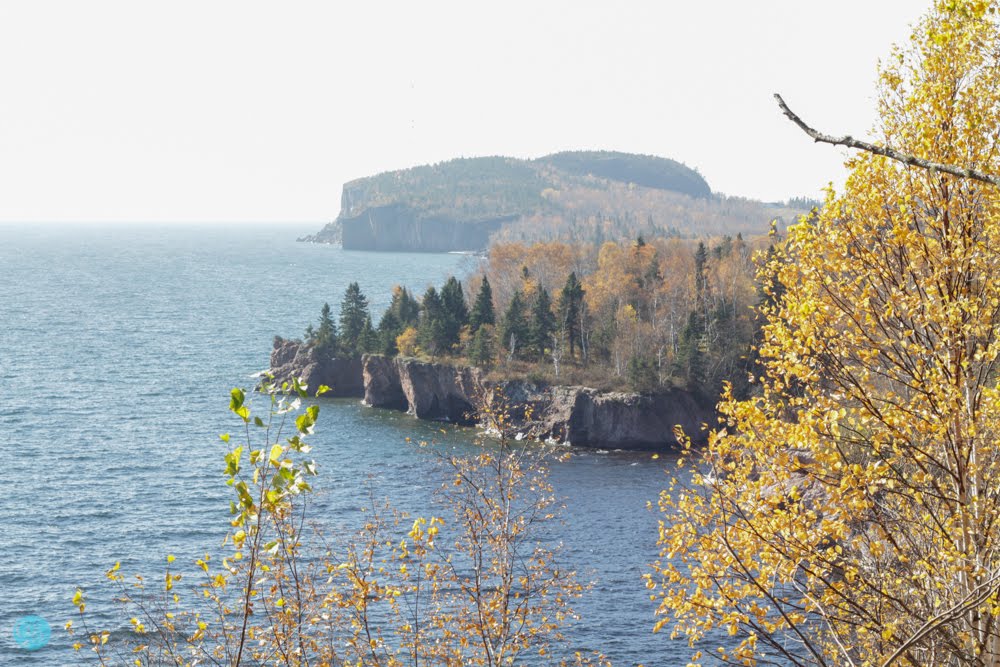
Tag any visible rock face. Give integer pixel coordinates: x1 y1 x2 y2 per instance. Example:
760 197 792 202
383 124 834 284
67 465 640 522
267 338 364 397
361 355 712 449
362 354 408 410
339 204 515 252
561 388 708 449
268 345 712 449
364 355 483 424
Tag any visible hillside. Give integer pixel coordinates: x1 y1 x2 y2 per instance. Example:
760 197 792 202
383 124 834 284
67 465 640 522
302 151 806 251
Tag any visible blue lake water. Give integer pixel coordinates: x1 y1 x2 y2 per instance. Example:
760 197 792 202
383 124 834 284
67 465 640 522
0 223 697 665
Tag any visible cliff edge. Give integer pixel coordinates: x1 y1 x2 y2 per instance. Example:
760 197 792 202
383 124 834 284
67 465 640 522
267 340 711 449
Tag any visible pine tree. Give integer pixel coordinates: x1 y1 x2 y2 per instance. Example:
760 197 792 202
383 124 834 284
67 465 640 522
528 287 555 359
439 276 468 351
359 315 379 354
313 302 338 355
500 290 529 359
388 285 421 327
376 310 402 356
558 273 585 359
418 286 446 355
339 282 370 355
468 324 496 369
469 277 495 332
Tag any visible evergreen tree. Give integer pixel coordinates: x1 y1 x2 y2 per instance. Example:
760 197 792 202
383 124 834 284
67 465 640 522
528 287 555 359
500 290 529 358
376 310 402 356
313 302 338 355
558 272 585 359
418 286 447 355
693 241 708 303
360 315 379 354
681 242 711 395
469 276 495 332
375 285 421 356
439 276 468 350
468 323 496 369
387 285 421 327
339 282 370 354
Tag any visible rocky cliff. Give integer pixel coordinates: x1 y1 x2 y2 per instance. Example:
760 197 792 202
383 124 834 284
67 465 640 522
267 337 364 397
338 204 516 252
362 355 712 449
267 341 712 449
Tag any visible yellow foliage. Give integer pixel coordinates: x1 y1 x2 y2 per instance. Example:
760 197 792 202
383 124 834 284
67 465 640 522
653 2 1000 665
396 326 419 357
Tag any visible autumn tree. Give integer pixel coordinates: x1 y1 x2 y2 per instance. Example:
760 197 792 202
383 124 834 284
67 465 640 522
72 381 606 667
651 2 1000 665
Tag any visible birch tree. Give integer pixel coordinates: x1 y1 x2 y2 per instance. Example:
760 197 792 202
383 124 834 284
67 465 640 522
651 2 1000 665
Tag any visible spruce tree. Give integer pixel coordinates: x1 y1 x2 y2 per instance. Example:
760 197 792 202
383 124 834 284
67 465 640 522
376 310 402 356
313 302 338 355
387 285 420 327
339 282 370 354
468 324 496 369
528 287 555 359
360 315 379 354
469 276 495 332
558 273 585 359
418 286 446 354
500 290 529 358
439 276 468 350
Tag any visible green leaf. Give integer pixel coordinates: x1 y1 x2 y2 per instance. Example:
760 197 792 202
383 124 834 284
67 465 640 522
224 446 244 476
234 481 254 509
295 405 320 434
253 416 265 428
229 388 245 412
268 443 283 465
317 384 332 396
219 433 230 443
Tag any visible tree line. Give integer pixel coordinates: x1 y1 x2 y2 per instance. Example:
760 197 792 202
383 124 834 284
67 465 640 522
303 232 767 399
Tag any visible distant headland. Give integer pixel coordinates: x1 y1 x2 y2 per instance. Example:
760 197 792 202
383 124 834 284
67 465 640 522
299 151 812 252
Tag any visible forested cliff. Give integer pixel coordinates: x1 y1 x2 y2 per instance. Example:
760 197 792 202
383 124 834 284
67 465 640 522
303 151 810 251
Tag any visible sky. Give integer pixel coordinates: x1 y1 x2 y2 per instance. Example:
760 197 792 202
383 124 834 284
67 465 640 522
0 1 930 224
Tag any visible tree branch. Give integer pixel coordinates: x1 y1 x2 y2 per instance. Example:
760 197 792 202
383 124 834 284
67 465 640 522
774 93 1000 187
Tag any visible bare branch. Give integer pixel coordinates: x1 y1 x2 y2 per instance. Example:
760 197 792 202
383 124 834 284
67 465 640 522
774 93 1000 187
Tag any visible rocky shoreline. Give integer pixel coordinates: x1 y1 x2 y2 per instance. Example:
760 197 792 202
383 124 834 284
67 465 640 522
268 337 712 450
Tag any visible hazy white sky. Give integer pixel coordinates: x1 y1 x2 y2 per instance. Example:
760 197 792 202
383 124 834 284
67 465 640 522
0 1 929 224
